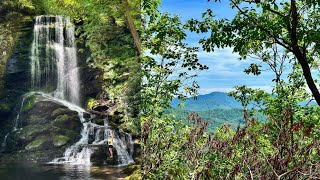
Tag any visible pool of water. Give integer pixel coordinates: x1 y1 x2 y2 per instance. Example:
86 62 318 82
0 163 127 180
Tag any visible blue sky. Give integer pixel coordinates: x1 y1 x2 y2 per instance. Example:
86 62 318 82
160 0 284 94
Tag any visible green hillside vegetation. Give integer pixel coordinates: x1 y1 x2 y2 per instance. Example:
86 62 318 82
2 0 320 179
141 0 320 179
167 108 244 131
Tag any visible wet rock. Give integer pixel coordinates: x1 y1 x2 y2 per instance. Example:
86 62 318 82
79 67 102 106
25 136 49 151
94 118 104 126
53 135 70 147
51 108 75 118
83 112 91 120
52 114 81 131
122 164 140 178
90 145 118 166
2 96 83 162
16 124 49 142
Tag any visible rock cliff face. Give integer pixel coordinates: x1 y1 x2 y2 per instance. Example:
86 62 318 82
0 15 34 142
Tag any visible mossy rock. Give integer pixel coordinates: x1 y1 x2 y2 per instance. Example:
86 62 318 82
59 129 80 142
108 111 123 125
0 101 11 112
23 100 65 120
51 108 77 119
53 135 70 147
25 136 50 151
94 118 104 126
15 124 49 142
23 115 48 126
124 167 142 180
52 114 81 131
123 164 140 176
21 95 37 112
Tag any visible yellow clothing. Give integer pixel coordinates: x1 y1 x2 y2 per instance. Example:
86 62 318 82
108 137 113 146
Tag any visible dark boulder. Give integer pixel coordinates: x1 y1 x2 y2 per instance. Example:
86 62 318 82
1 95 83 162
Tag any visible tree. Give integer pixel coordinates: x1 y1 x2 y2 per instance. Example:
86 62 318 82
43 0 142 131
121 0 142 55
186 0 320 105
140 0 209 177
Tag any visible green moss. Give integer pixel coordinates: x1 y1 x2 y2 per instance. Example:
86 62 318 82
25 136 48 150
53 135 69 147
118 121 140 135
16 125 49 141
86 98 99 110
22 95 37 112
95 118 104 125
0 101 11 112
56 114 73 121
124 166 142 180
53 114 77 124
52 114 80 128
62 129 81 141
0 15 25 96
51 108 71 118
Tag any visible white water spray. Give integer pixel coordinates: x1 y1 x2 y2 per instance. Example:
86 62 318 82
30 15 80 105
1 133 9 152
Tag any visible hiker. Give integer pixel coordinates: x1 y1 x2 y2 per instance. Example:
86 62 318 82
108 132 114 158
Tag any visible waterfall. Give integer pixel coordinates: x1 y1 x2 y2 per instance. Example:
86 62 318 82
14 92 34 131
51 120 134 166
27 15 134 166
30 15 80 105
1 92 34 152
1 133 9 152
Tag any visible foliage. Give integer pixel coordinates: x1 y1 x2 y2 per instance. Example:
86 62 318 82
185 0 320 105
3 0 320 179
166 108 244 131
140 0 209 178
140 0 320 179
0 0 47 18
42 0 141 130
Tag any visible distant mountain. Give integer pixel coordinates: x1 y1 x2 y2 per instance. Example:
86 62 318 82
170 91 313 131
171 92 243 111
166 108 244 131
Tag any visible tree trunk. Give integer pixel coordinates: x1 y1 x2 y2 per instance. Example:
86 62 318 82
121 0 142 56
290 0 320 105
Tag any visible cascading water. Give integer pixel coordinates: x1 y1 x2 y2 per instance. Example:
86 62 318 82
1 15 134 166
51 119 134 166
1 133 9 152
1 92 35 152
28 15 134 166
14 92 34 131
30 15 80 105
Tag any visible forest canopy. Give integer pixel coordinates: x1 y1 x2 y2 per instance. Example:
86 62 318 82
140 0 320 179
2 0 320 179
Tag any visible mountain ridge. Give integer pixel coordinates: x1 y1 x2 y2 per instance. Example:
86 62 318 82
171 92 243 111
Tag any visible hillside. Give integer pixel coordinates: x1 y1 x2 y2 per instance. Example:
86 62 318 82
169 92 245 130
171 92 243 111
167 108 244 131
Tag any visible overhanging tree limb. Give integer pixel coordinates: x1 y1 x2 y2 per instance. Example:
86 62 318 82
121 0 142 56
230 0 320 105
289 0 320 105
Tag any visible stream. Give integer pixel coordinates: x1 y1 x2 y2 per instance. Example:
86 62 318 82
0 163 128 180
